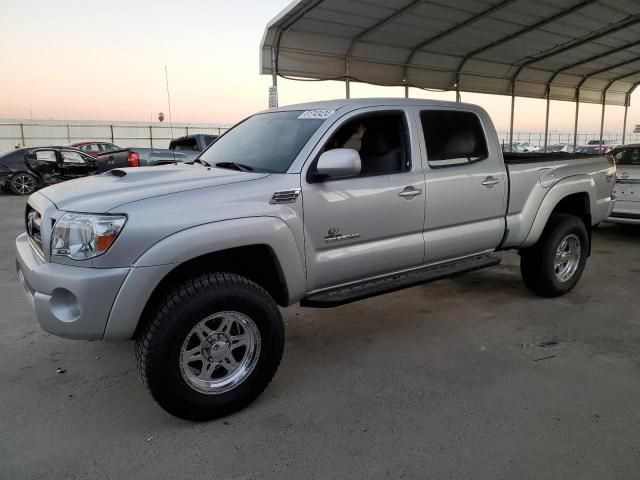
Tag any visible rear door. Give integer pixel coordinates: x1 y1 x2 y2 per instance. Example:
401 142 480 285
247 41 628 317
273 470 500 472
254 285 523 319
26 149 59 183
302 108 426 291
418 109 507 263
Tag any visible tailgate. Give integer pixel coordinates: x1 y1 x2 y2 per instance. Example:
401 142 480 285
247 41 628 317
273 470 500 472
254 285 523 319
97 150 132 172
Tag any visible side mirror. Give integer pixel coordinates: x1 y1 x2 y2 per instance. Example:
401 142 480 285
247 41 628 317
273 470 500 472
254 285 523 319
316 148 361 179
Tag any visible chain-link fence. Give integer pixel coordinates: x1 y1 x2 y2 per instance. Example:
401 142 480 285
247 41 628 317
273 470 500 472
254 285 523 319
0 120 231 152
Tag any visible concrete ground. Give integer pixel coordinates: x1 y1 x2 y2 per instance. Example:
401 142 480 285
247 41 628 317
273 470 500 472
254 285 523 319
1 191 639 480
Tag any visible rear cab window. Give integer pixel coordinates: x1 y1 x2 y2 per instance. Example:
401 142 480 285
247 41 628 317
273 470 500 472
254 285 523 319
420 110 488 167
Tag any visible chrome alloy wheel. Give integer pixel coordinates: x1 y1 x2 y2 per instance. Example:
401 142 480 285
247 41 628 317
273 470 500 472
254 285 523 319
12 174 35 194
554 234 581 282
179 311 261 394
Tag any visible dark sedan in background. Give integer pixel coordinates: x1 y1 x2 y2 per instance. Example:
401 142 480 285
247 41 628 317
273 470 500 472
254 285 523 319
0 146 97 195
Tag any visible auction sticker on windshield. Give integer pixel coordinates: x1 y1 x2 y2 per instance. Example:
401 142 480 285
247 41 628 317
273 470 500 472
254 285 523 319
298 110 335 120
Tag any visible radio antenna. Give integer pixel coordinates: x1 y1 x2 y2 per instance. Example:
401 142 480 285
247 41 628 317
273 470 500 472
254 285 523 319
164 65 174 141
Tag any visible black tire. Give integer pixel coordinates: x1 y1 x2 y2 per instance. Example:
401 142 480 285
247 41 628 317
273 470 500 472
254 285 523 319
9 172 37 195
135 272 284 421
520 213 589 298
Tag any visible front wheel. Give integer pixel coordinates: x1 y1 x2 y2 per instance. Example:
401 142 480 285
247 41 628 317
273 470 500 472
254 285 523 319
520 214 589 297
135 273 284 420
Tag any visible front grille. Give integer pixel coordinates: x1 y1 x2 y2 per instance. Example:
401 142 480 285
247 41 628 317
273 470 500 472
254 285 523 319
25 205 44 257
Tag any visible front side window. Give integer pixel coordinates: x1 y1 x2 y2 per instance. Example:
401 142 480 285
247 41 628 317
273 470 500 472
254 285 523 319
319 111 410 177
420 110 488 166
198 111 326 173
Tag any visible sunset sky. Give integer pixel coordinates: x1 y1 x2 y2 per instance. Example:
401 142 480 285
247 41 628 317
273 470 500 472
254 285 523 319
1 0 637 134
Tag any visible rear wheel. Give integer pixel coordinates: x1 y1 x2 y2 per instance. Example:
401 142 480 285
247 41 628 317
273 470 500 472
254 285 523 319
520 214 589 297
9 173 37 195
135 272 284 421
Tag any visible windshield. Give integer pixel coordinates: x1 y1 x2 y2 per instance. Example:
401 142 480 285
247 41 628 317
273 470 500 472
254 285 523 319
198 111 326 173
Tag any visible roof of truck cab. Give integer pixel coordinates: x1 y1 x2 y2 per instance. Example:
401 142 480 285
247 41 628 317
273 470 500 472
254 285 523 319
271 97 484 112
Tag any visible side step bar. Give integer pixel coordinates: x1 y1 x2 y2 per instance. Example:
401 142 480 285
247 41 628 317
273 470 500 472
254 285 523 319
301 254 501 308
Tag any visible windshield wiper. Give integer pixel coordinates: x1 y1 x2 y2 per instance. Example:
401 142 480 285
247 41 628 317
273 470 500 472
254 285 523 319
214 161 254 172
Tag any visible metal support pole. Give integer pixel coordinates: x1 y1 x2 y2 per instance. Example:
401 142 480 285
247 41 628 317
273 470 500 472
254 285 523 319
186 126 189 136
622 103 629 145
573 89 580 152
110 124 114 143
66 124 71 142
150 125 153 148
455 73 461 102
543 89 550 152
599 99 606 154
345 58 350 99
509 84 515 150
405 84 409 98
20 123 25 147
270 46 278 108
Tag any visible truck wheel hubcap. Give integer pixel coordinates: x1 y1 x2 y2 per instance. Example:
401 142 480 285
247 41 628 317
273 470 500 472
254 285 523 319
554 234 581 282
179 311 261 394
13 175 35 194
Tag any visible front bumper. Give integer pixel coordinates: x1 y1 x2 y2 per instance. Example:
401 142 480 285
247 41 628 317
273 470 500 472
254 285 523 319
15 233 130 339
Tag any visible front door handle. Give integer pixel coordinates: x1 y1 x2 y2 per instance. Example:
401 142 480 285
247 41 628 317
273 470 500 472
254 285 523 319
398 186 422 198
481 176 500 188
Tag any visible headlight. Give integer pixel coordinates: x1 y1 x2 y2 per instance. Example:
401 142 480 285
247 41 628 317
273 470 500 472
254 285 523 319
51 213 126 260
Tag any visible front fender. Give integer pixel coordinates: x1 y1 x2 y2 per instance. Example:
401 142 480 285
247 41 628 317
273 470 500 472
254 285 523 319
103 217 305 340
521 175 595 248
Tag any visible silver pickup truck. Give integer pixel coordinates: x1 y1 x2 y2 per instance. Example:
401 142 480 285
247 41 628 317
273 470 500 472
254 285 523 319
15 99 615 420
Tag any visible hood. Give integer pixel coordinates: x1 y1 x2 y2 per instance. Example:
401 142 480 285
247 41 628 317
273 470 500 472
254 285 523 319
38 163 269 212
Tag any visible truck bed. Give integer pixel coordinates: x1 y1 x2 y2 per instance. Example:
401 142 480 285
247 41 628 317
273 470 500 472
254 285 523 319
503 152 607 164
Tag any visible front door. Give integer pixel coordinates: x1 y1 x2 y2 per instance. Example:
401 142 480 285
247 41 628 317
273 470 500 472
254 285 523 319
302 109 426 291
418 108 507 263
59 150 91 179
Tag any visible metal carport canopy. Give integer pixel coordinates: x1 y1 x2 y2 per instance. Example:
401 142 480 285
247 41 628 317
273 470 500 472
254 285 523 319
260 0 640 107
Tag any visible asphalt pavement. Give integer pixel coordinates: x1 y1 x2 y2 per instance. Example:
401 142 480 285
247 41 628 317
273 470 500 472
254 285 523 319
1 191 639 479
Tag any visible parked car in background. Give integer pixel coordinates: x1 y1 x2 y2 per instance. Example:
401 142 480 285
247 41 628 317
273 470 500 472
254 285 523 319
547 143 575 153
96 134 218 171
576 144 618 154
0 146 97 195
69 141 121 158
517 141 540 151
607 144 640 224
587 139 614 145
15 98 615 420
502 142 529 153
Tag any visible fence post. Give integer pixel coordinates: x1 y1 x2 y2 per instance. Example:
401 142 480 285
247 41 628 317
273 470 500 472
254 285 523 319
66 124 71 142
110 125 115 143
150 126 153 148
186 126 189 136
20 123 26 147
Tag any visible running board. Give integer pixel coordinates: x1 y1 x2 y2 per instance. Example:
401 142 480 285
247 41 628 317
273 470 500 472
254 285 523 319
301 254 501 308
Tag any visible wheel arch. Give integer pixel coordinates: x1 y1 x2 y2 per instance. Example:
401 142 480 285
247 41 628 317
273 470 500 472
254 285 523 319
104 217 305 340
522 176 595 248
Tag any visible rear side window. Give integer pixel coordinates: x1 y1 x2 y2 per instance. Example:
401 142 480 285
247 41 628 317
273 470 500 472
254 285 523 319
420 110 488 166
615 148 640 165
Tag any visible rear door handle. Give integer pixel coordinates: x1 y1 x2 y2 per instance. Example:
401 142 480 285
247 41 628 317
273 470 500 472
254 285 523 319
398 186 422 198
481 176 500 187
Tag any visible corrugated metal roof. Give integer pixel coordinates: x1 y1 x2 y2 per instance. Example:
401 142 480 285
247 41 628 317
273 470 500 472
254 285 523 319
260 0 640 106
